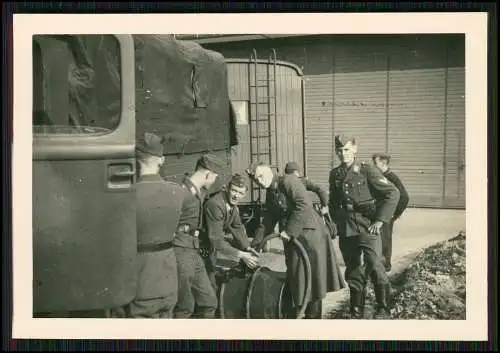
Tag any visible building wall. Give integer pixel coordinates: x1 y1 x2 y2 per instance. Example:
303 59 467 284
202 35 466 209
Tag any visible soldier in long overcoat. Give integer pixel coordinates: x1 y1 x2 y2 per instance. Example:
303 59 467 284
247 163 345 319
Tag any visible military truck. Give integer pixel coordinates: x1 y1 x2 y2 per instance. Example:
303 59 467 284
32 34 238 317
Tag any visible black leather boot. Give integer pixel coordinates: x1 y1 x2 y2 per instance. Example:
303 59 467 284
349 287 365 319
305 300 323 319
373 284 391 319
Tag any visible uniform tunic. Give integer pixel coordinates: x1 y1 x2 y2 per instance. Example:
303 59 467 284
131 174 184 318
328 161 400 291
301 177 329 207
201 190 252 289
254 174 345 307
173 177 218 318
380 168 409 268
203 190 251 257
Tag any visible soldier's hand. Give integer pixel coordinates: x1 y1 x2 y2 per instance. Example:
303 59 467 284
240 251 260 269
246 247 261 258
279 231 291 242
368 221 384 235
320 205 329 215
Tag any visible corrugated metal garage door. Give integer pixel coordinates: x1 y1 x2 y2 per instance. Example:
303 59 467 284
333 47 389 163
443 43 466 208
388 47 447 208
304 74 334 191
303 41 464 209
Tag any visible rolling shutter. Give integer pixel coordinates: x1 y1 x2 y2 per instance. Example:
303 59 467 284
443 66 466 208
304 74 334 191
387 46 447 208
332 47 388 163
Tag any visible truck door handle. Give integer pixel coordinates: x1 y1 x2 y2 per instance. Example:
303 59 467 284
110 170 135 178
107 164 135 190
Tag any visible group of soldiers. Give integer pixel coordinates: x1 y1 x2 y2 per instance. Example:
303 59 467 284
113 131 408 320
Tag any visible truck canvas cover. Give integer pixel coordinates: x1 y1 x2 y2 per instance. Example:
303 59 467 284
133 35 238 154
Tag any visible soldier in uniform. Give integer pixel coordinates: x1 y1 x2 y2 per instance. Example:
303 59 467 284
247 162 345 319
372 152 410 272
172 154 226 319
201 174 261 290
328 135 400 319
283 161 330 217
129 132 184 318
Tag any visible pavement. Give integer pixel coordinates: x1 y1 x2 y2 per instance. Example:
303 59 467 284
217 207 465 318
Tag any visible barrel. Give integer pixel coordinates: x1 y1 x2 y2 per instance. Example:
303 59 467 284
214 258 293 319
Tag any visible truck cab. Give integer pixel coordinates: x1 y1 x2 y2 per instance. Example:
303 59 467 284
32 34 138 317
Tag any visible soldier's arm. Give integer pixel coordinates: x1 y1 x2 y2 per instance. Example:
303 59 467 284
282 177 308 239
303 178 329 207
388 173 410 219
364 165 400 224
228 209 251 251
204 199 239 257
251 190 279 247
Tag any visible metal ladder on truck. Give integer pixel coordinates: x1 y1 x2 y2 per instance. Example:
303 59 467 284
248 48 278 205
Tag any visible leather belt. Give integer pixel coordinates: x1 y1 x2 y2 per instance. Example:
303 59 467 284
177 224 200 237
138 241 173 253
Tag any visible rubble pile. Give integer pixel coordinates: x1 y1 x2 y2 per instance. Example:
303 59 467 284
388 231 466 320
326 231 466 320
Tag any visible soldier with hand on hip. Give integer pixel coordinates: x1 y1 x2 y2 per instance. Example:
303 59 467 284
328 134 400 319
372 153 410 272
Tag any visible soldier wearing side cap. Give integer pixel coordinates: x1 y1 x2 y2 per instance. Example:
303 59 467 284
328 134 400 319
283 161 330 217
172 154 226 319
127 132 184 318
200 173 261 291
283 161 338 239
247 162 345 319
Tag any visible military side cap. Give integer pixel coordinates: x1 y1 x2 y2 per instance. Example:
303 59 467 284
136 132 164 157
372 152 392 162
334 134 356 149
197 154 226 175
229 173 248 188
284 161 301 174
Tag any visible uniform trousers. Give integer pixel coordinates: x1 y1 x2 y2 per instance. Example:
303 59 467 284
381 219 395 269
338 232 389 293
125 247 178 318
173 247 218 318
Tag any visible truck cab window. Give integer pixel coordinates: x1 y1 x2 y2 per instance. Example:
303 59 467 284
32 35 122 135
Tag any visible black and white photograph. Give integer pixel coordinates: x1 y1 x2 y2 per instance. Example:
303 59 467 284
12 12 489 341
